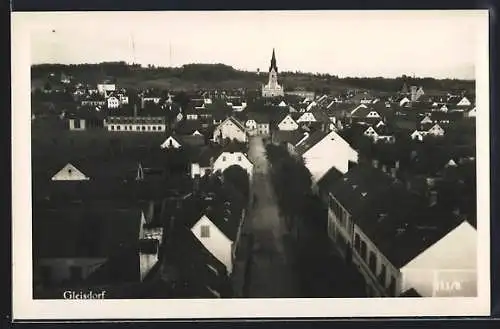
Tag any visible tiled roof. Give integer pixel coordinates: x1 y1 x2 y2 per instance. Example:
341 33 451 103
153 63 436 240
272 130 303 145
327 164 470 268
33 201 144 259
295 130 329 156
159 224 231 298
247 112 270 124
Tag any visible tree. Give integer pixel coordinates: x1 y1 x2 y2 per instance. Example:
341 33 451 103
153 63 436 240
223 165 250 201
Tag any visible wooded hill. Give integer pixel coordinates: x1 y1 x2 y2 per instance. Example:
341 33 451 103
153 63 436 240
32 62 475 94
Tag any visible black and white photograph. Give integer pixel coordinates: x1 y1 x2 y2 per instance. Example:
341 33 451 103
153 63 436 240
12 10 490 319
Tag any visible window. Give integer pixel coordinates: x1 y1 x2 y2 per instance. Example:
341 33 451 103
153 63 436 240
69 266 83 281
237 156 242 161
222 156 226 162
117 125 121 130
152 126 156 131
368 251 377 273
110 125 115 130
129 125 132 130
201 225 210 238
158 126 163 131
142 126 145 131
147 126 151 131
136 126 140 131
74 119 81 129
354 233 361 252
379 264 387 286
360 240 367 261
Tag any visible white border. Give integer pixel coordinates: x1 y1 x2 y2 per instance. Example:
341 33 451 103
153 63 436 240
12 11 491 320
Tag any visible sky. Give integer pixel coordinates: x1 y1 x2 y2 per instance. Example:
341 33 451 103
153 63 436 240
27 10 487 79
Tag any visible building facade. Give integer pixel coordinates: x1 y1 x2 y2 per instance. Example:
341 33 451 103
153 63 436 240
262 49 284 98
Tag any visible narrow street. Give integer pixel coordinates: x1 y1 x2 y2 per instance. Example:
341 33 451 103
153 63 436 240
233 136 300 297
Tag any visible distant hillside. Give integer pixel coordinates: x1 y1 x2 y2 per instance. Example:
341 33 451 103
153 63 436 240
31 62 475 94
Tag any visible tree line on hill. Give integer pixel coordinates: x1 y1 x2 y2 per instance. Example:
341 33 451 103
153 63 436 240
32 62 474 94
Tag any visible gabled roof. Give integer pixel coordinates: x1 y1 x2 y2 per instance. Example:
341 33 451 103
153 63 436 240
158 223 230 298
327 164 471 268
295 130 329 156
219 116 247 132
310 109 331 123
246 112 270 124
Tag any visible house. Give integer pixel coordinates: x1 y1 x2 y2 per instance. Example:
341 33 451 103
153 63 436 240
245 113 270 136
51 163 90 181
213 151 254 181
456 96 472 107
190 147 220 179
106 116 166 132
97 83 116 96
295 130 358 183
230 98 247 112
411 130 428 141
427 123 445 137
213 117 248 144
324 164 476 297
160 136 182 149
157 221 231 298
296 109 330 124
277 113 299 131
185 108 199 121
181 192 244 275
81 95 106 107
399 97 411 107
107 96 120 109
32 200 163 295
465 107 476 118
349 104 382 124
68 117 87 131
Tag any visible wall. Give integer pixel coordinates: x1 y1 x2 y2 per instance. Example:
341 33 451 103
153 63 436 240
213 152 254 181
214 121 247 143
351 225 401 297
191 215 234 274
302 131 358 182
400 221 477 297
139 252 159 282
277 116 299 131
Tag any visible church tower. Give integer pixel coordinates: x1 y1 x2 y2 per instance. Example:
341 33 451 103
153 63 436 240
262 48 284 98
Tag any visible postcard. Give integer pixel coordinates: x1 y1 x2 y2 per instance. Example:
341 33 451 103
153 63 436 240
12 10 490 320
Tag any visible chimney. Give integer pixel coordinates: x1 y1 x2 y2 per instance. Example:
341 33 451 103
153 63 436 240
395 160 400 169
382 164 387 173
372 159 379 168
390 167 397 178
134 103 138 117
453 207 461 217
429 190 438 207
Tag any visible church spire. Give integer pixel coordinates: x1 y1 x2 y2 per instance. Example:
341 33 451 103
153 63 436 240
269 48 278 72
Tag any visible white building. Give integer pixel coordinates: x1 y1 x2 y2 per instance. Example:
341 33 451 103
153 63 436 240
277 114 299 131
106 116 166 132
295 130 358 183
213 151 254 181
261 49 284 98
97 83 116 95
213 117 248 143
